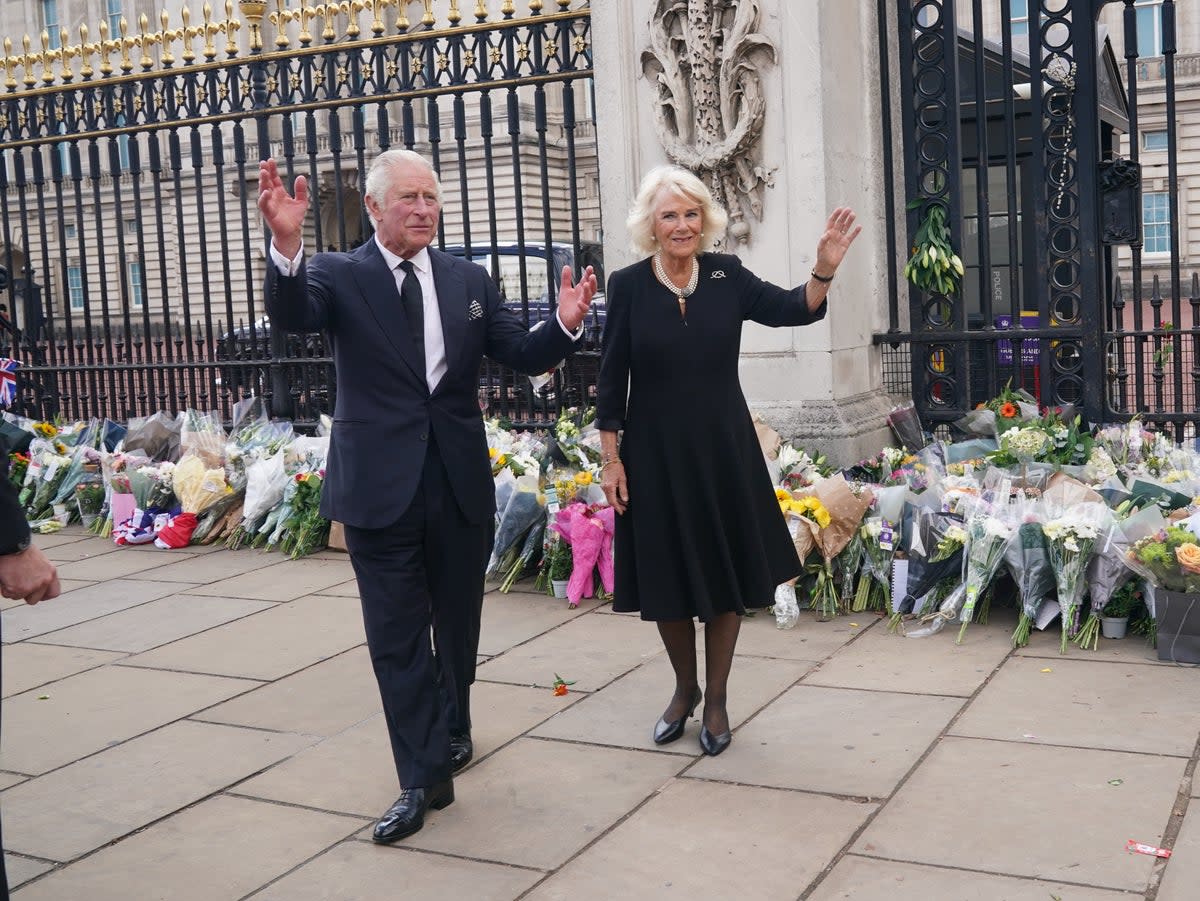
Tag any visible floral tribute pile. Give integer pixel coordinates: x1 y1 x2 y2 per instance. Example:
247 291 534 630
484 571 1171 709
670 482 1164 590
5 399 330 558
8 384 1200 658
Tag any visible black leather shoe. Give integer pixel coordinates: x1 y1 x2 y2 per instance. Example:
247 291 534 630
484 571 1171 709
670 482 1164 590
699 724 732 757
449 733 474 773
652 686 702 745
371 779 454 844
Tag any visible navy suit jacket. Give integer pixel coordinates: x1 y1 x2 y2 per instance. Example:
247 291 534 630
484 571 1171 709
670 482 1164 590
266 241 578 528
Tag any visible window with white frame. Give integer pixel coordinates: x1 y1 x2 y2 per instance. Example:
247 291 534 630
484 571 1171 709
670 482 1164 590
124 218 138 235
1011 0 1029 40
1143 191 1171 254
1143 130 1169 151
128 261 143 308
106 0 123 36
42 0 60 50
1135 0 1164 58
67 264 83 310
63 224 76 239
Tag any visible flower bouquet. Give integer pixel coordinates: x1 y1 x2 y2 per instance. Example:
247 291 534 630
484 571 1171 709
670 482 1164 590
549 501 615 607
155 455 231 548
1006 496 1056 648
486 472 545 580
890 503 965 632
74 478 105 527
1075 509 1138 650
800 476 871 620
278 470 329 558
853 485 905 613
952 491 1014 643
1041 502 1108 653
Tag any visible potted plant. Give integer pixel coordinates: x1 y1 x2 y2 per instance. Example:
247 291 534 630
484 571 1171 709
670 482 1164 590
548 539 573 600
1100 579 1141 640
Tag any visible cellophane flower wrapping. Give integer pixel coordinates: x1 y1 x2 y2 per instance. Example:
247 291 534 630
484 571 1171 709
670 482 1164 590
1041 500 1109 653
1005 495 1055 647
487 473 544 578
954 487 1015 643
1076 515 1136 649
156 455 231 548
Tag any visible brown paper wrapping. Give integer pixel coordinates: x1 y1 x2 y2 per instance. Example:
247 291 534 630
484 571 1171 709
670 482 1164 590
753 414 782 461
1043 473 1104 507
786 475 871 565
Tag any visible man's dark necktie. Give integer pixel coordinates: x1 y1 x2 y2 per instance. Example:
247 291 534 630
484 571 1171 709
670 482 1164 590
398 260 426 380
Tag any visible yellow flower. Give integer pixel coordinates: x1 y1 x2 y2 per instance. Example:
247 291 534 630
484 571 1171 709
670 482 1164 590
33 421 57 438
574 471 593 486
793 496 831 529
488 447 498 459
496 454 507 467
775 488 790 502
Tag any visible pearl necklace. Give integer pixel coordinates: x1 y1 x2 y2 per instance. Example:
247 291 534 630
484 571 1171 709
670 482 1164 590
652 252 699 323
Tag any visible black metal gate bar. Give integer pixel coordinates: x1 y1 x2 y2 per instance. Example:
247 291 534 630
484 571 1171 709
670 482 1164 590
1161 0 1184 428
877 0 901 337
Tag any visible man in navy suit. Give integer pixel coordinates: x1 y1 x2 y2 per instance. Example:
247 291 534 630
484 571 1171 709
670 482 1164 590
258 150 596 843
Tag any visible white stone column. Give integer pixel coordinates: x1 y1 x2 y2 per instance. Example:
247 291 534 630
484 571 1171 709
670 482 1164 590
592 0 896 464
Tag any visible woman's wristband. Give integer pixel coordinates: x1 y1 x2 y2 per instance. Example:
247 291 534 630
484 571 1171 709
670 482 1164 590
810 268 835 283
600 459 623 472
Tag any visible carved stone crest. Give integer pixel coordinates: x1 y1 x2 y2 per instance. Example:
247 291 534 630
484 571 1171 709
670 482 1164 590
641 0 777 244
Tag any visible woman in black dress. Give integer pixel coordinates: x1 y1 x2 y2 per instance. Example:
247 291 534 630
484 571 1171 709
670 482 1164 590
596 166 860 756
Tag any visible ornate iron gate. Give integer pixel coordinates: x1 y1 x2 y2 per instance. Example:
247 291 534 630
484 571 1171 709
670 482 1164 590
0 0 597 430
877 0 1193 439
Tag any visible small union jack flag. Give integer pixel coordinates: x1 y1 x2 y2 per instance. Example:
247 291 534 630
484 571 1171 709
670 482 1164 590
0 358 19 408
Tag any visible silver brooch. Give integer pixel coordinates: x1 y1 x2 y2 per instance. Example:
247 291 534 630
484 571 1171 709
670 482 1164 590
711 270 726 279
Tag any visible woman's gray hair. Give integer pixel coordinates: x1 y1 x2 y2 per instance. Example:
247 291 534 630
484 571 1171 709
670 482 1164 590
365 149 443 207
625 165 728 256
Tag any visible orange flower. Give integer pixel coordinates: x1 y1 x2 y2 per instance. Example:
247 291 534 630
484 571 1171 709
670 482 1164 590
999 402 1018 418
551 672 575 696
553 684 569 696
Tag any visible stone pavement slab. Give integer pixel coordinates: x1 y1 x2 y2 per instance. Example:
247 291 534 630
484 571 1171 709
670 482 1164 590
1 579 199 642
804 616 1014 696
250 840 543 901
40 542 121 564
199 646 378 737
399 736 686 870
2 720 314 861
131 549 283 584
0 579 92 610
532 649 811 754
185 557 356 601
236 681 570 814
1 643 123 697
808 855 1132 900
29 593 276 653
4 854 53 892
735 609 865 661
0 773 26 790
126 593 365 680
691 685 963 798
951 656 1200 756
1016 625 1165 665
476 611 665 691
855 736 1184 891
2 664 257 775
51 549 169 581
29 531 91 549
478 589 601 657
10 794 366 901
1158 808 1200 901
318 578 360 597
525 778 874 901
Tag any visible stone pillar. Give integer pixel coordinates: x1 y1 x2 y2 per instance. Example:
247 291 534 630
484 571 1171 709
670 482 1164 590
592 0 896 464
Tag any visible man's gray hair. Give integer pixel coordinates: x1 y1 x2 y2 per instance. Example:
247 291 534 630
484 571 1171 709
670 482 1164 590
365 149 443 206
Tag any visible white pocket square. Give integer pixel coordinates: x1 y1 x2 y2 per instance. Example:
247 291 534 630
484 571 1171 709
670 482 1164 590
468 300 484 321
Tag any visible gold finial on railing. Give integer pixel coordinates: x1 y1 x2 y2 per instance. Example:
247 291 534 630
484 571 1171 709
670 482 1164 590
179 6 195 63
344 0 363 40
557 0 571 9
297 0 316 45
396 1 410 31
475 1 488 22
98 20 115 76
422 1 436 27
57 27 73 81
137 13 154 70
117 17 135 73
2 38 15 89
201 3 218 60
369 0 385 36
239 1 266 52
225 0 241 58
159 10 176 67
529 0 543 13
79 24 95 79
319 3 338 42
269 0 292 48
501 0 515 18
40 30 56 84
21 35 37 88
448 1 462 25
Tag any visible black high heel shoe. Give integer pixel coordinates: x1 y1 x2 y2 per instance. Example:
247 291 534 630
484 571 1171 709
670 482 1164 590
699 724 732 757
652 686 702 745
